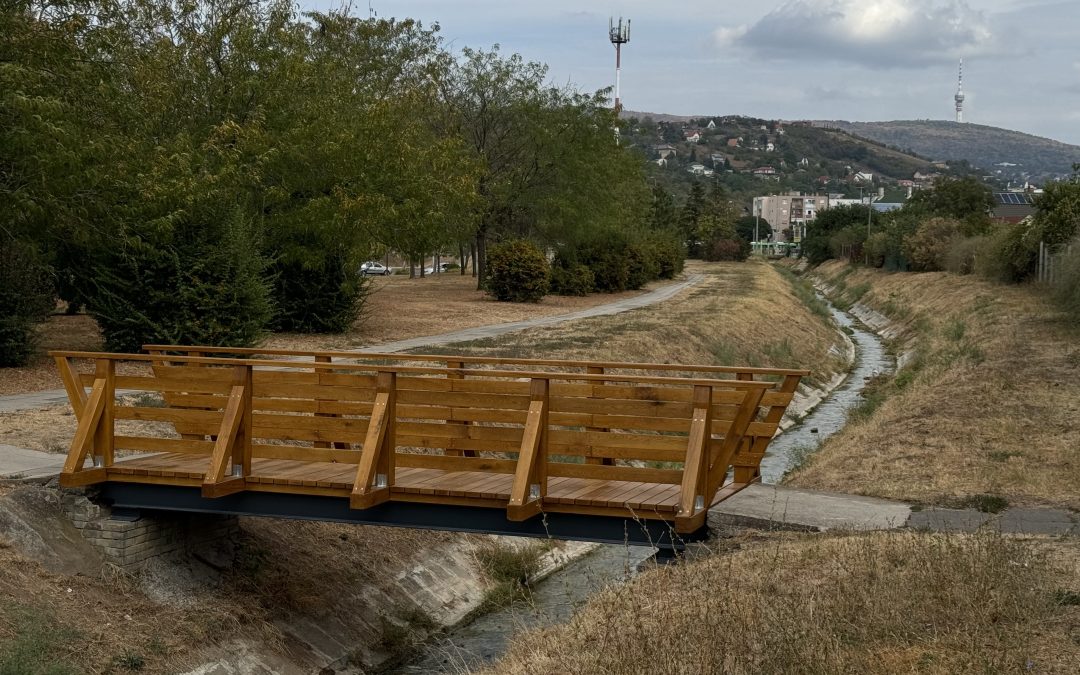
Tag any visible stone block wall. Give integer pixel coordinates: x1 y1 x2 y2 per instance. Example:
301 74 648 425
61 491 238 570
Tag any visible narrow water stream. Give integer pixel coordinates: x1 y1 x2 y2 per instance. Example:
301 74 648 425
757 297 893 484
393 292 892 673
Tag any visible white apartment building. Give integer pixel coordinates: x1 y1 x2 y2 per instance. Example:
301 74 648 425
752 192 829 243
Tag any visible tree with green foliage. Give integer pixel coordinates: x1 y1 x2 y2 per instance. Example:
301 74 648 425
802 205 878 265
905 176 994 234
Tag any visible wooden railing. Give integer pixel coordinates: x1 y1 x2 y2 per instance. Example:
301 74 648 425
144 344 810 483
52 349 803 533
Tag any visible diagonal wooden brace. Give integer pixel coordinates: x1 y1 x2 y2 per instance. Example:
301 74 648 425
202 365 252 498
507 378 549 522
351 371 397 509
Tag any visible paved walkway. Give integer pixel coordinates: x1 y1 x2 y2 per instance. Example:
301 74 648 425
354 274 702 353
0 275 704 414
709 483 1077 536
0 445 66 481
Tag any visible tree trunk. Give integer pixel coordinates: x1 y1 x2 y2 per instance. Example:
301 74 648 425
470 242 478 278
409 258 416 279
475 230 487 290
435 252 441 275
459 244 467 275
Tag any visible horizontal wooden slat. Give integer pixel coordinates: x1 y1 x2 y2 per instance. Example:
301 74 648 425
252 444 361 463
114 406 222 425
113 436 214 455
252 382 377 402
396 389 532 411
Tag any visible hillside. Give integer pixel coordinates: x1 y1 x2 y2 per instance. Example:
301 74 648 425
619 114 958 206
819 120 1080 183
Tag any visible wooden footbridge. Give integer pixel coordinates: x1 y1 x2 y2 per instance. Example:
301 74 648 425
52 346 806 550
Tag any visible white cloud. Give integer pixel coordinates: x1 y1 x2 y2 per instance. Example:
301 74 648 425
716 0 997 67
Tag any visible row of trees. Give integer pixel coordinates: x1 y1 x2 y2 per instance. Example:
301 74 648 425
802 175 1080 324
1 0 669 364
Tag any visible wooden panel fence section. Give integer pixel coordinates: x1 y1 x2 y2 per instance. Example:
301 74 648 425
53 348 806 534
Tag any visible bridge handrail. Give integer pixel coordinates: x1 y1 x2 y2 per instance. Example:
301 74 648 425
141 344 812 378
49 350 777 389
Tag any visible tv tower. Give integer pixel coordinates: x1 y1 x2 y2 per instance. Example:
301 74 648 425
954 58 965 123
609 17 630 112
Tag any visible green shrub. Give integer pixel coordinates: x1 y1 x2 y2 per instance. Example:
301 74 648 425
646 233 686 279
625 241 659 290
864 232 889 268
90 211 274 352
550 263 594 296
271 248 368 333
578 237 629 293
0 238 55 367
904 217 961 272
486 239 549 303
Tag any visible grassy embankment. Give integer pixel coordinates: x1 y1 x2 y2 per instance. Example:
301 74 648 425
481 260 1080 675
0 260 844 672
484 531 1080 674
423 260 846 389
788 260 1080 511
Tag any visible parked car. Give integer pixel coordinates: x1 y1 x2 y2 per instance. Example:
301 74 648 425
360 261 393 276
423 262 455 274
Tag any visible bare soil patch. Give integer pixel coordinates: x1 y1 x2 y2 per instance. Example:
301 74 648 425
788 262 1080 511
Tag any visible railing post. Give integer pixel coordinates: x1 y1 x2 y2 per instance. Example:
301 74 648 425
444 359 476 458
676 385 712 532
584 366 613 466
94 358 116 469
351 370 397 509
236 364 253 477
313 355 347 449
507 378 549 521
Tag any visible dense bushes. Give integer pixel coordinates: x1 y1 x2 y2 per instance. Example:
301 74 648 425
0 239 55 366
271 250 367 333
550 262 594 296
903 217 961 272
486 240 550 303
89 212 274 352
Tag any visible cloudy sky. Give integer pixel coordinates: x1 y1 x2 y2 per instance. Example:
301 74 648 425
307 1 1080 144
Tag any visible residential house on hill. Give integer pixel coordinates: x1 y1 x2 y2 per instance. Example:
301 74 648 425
654 144 677 160
688 163 706 175
685 130 702 143
992 192 1036 223
706 119 716 129
753 166 777 176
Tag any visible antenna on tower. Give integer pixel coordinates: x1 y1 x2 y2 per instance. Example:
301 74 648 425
609 17 631 113
954 58 965 123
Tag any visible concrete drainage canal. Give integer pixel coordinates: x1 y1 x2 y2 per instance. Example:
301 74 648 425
392 291 894 673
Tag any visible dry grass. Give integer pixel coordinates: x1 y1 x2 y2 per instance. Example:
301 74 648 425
788 261 1080 510
483 531 1080 675
0 543 279 674
426 261 846 387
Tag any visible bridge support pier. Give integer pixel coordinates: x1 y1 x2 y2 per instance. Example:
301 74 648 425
62 491 239 571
